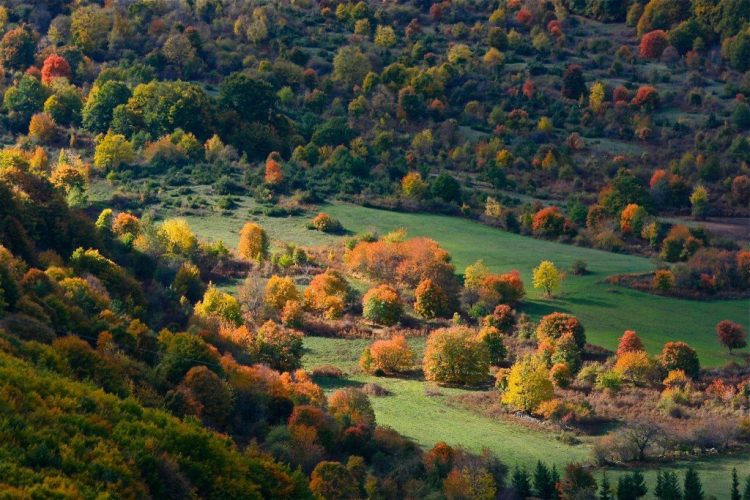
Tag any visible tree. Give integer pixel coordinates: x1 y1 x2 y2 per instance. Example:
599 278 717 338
3 75 46 129
264 153 283 185
532 206 568 238
502 355 554 413
41 54 71 85
690 185 709 219
536 313 586 350
620 204 647 235
683 468 704 500
661 341 700 378
600 473 612 500
431 173 461 202
179 366 234 428
534 461 556 500
194 284 243 326
70 4 112 56
362 284 403 326
717 320 747 354
82 80 131 133
374 25 397 48
617 471 647 499
238 222 269 262
265 275 300 311
616 330 645 357
424 326 490 385
28 113 58 144
478 326 507 366
655 470 682 500
328 388 375 429
160 218 198 255
360 335 415 374
559 463 597 499
44 80 83 126
743 473 750 500
562 64 586 100
640 30 669 58
310 213 343 233
94 131 134 170
252 320 304 372
732 468 741 500
532 261 562 297
158 332 222 383
304 269 352 320
414 278 449 319
401 172 428 198
614 351 658 385
590 81 606 112
0 26 35 71
512 467 532 498
310 461 360 500
332 46 371 91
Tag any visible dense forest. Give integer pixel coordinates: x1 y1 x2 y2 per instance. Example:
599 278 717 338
0 0 749 498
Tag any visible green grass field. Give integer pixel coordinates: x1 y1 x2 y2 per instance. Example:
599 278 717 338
320 203 749 367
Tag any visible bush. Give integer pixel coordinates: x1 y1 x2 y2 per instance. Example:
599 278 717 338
502 355 554 413
362 284 403 326
265 275 300 311
360 335 415 374
661 341 699 378
414 278 449 319
309 213 343 233
639 30 668 59
423 326 490 385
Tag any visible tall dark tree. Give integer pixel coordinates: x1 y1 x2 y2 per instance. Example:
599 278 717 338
534 461 556 500
732 468 741 500
683 468 704 500
219 72 277 123
655 471 682 500
512 466 531 499
599 473 612 500
617 471 647 500
562 64 586 100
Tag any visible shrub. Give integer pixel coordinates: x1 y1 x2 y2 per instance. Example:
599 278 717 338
423 326 490 385
619 204 647 235
94 131 134 170
652 269 675 291
532 206 567 238
252 320 304 372
484 304 516 332
661 341 699 378
595 370 622 392
28 113 58 144
328 388 375 429
265 275 300 311
360 335 415 374
614 351 658 385
310 461 360 500
536 312 586 350
478 271 525 307
502 355 554 413
362 284 403 326
304 269 352 319
414 278 449 319
309 213 343 233
478 326 507 366
401 171 428 198
550 362 572 388
194 284 243 326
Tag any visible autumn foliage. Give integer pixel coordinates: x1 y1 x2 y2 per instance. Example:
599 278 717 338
238 222 269 262
414 278 449 319
716 320 747 353
304 269 351 319
41 54 72 84
423 326 490 385
362 284 403 325
360 335 415 374
661 341 700 378
264 152 283 184
616 330 645 357
639 30 668 59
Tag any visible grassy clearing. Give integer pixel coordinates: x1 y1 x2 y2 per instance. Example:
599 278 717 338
303 336 593 470
321 203 749 368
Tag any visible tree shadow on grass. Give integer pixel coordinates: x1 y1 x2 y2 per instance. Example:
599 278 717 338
520 300 571 317
564 295 616 309
312 376 364 391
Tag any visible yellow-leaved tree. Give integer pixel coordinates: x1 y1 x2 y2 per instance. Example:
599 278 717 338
501 355 554 413
532 260 562 297
238 222 269 262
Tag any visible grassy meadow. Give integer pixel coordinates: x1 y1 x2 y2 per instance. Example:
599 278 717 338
145 192 750 494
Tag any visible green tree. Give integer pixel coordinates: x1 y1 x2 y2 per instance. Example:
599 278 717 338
82 80 132 133
219 72 277 123
683 468 703 500
732 468 741 500
512 466 532 498
599 473 612 500
3 75 47 129
158 332 222 383
94 131 135 170
617 471 647 499
332 46 371 91
44 80 84 126
431 173 461 202
655 470 682 500
534 461 556 500
743 473 750 500
71 4 112 56
310 461 360 500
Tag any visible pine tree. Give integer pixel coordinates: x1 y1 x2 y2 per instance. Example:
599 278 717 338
683 468 704 500
655 471 682 500
599 473 612 500
513 466 532 499
732 468 741 500
551 465 561 500
534 461 555 500
618 471 647 500
743 474 750 500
